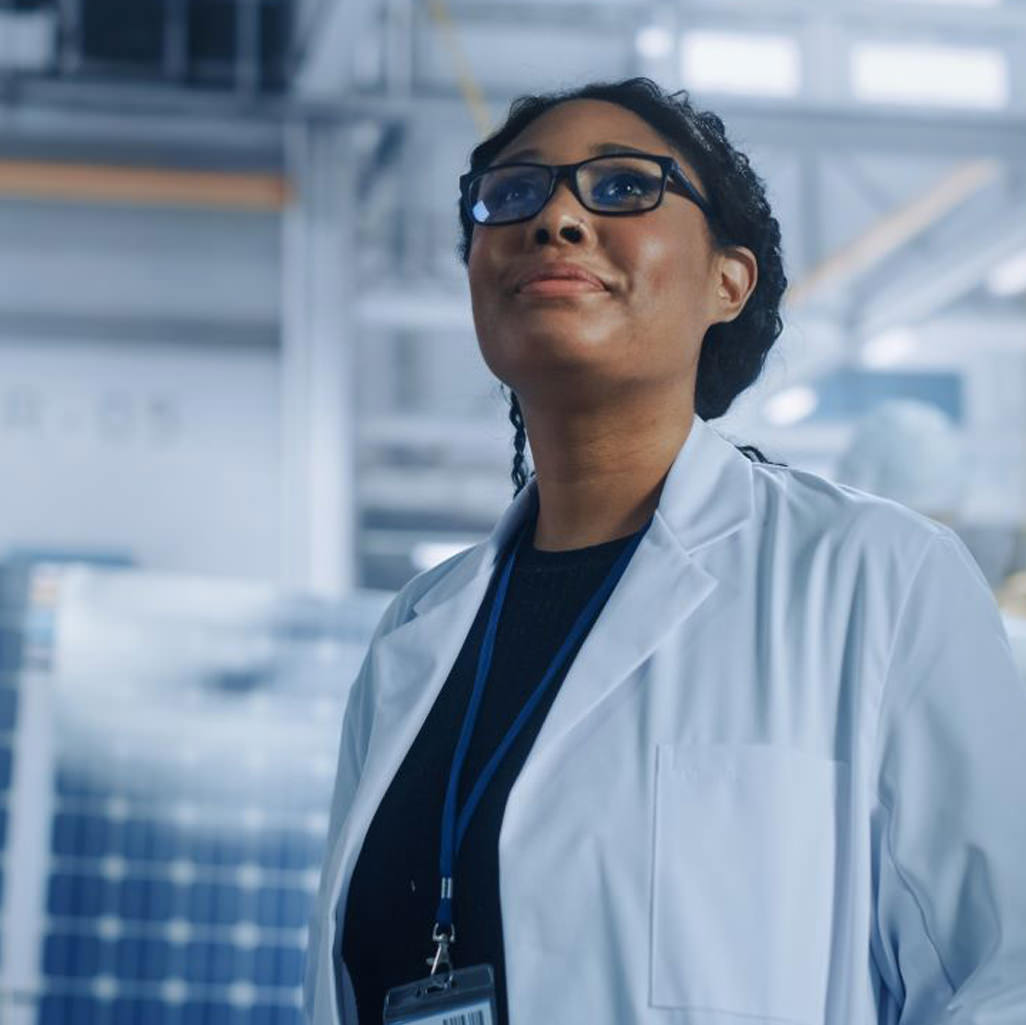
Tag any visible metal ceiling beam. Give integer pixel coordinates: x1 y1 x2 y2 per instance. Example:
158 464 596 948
786 160 1003 308
0 310 278 348
0 82 286 170
290 0 382 100
853 198 1026 339
441 0 1026 34
1 76 289 121
359 465 511 521
5 77 1026 165
334 92 1026 162
356 285 473 330
0 157 291 209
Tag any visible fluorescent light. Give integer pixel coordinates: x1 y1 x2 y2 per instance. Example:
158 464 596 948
852 42 1009 109
860 327 918 367
636 25 673 61
681 31 801 98
986 249 1026 297
764 386 818 425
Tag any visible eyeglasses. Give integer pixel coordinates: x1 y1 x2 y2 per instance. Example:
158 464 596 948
459 151 718 228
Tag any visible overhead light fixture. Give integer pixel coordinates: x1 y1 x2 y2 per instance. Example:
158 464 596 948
680 30 801 98
860 327 918 368
636 25 674 61
986 248 1026 297
852 42 1009 109
764 386 818 425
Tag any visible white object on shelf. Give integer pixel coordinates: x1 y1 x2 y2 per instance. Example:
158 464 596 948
0 9 57 72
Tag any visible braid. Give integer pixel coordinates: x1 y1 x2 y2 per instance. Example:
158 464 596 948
507 389 534 497
735 443 787 466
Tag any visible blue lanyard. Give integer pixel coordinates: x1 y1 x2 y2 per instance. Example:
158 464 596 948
433 498 654 936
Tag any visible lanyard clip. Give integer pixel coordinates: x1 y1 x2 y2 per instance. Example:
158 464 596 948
427 921 455 975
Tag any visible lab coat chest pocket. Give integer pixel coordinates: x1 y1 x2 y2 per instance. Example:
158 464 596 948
650 743 847 1025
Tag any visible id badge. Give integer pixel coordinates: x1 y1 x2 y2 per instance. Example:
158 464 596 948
382 963 497 1025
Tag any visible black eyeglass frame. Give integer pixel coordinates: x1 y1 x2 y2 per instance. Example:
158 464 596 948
458 151 719 229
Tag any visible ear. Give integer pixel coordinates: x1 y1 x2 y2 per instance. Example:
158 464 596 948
712 245 758 325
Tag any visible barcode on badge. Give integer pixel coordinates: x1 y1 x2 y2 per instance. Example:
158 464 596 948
404 999 493 1025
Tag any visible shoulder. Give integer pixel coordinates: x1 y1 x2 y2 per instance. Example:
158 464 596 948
746 457 951 574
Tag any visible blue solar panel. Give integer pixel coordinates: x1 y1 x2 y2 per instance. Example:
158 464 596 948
0 626 23 673
0 564 389 1025
0 745 12 791
0 682 17 732
42 789 330 1021
0 680 17 923
37 995 304 1025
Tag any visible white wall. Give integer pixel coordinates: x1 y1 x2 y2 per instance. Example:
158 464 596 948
0 336 280 579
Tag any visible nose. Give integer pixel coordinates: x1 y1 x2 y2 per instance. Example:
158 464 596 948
529 176 593 246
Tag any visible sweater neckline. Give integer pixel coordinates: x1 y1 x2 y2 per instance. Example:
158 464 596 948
514 504 645 568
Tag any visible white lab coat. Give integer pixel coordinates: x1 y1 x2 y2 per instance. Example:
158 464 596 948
304 413 1026 1025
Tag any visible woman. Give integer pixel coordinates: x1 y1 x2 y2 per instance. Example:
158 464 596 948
304 78 1026 1024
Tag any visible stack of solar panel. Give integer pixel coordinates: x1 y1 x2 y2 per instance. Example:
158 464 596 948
0 627 18 967
3 565 391 1025
41 771 323 1025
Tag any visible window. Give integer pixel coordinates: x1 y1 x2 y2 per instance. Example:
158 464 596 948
636 25 674 60
680 30 801 98
851 41 1009 109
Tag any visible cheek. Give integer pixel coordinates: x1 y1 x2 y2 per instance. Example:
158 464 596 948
467 236 502 301
628 222 709 311
629 234 688 308
466 251 492 313
466 234 482 281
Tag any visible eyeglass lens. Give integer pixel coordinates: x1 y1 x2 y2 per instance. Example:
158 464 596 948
468 156 666 225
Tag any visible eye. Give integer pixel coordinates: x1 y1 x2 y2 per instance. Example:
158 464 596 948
592 171 659 203
480 173 543 211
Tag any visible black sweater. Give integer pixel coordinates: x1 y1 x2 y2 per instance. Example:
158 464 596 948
341 504 643 1024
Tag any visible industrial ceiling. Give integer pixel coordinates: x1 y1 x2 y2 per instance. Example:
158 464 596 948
1 0 1025 589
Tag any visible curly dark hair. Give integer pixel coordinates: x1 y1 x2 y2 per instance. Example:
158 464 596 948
457 77 789 497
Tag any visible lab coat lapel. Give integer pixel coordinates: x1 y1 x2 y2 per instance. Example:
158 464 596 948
355 478 537 794
326 474 540 992
513 413 755 772
356 414 754 819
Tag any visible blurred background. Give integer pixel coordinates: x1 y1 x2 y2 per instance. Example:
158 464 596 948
0 0 1025 1021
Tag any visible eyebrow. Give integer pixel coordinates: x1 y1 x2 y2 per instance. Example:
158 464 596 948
496 141 658 164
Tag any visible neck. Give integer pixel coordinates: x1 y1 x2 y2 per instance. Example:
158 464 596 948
521 398 695 552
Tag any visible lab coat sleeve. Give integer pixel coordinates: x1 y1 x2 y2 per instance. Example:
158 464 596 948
302 590 409 1023
871 528 1026 1024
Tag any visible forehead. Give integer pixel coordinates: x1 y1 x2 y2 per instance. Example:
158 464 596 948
494 98 683 163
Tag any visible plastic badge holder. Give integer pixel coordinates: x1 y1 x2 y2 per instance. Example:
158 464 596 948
382 964 498 1025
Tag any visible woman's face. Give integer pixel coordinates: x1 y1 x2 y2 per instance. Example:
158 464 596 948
467 98 754 412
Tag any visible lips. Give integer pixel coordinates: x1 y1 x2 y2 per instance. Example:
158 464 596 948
515 262 609 293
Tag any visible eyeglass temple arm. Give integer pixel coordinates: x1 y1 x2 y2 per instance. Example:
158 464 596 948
667 169 715 219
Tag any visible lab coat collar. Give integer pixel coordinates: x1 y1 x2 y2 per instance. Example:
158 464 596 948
410 412 754 619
